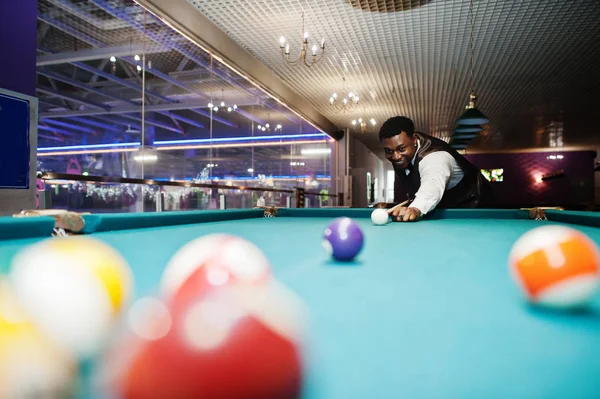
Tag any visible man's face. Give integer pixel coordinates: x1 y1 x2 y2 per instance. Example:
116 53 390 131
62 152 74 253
382 132 417 169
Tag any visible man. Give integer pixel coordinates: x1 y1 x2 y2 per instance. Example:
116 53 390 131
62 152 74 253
379 116 491 222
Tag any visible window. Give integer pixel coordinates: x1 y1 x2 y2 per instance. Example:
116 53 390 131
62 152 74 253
481 168 504 182
366 172 372 202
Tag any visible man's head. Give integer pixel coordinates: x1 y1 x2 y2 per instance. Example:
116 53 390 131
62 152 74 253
379 116 418 169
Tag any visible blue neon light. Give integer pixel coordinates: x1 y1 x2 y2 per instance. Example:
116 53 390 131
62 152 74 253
153 175 331 181
37 133 330 152
154 133 328 146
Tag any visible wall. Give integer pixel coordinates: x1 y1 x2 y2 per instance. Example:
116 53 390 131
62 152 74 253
465 150 596 207
349 137 391 207
0 0 37 97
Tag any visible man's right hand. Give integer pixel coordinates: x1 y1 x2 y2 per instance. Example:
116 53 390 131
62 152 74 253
388 206 422 222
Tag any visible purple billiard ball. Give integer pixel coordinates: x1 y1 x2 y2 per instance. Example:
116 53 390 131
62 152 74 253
322 217 364 261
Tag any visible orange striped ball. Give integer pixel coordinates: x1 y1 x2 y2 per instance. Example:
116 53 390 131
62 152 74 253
509 225 600 309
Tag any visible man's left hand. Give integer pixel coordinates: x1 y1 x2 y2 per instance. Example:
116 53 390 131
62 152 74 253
390 206 422 222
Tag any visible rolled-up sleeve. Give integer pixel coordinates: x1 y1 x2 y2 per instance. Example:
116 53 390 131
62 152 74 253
410 152 456 215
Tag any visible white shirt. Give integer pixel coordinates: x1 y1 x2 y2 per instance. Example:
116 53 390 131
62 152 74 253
405 140 464 215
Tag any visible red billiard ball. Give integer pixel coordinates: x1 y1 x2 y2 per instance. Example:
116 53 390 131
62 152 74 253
98 269 307 399
509 225 600 309
161 234 272 298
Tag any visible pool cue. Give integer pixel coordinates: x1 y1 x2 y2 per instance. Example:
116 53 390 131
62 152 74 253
386 199 411 214
519 206 564 211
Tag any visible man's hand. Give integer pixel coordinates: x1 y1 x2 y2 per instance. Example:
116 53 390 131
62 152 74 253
388 206 422 222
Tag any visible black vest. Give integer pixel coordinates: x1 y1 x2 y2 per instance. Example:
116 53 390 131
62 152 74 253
393 132 491 208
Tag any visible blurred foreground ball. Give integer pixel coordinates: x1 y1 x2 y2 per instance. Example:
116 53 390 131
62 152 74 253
10 236 133 358
161 234 272 298
0 280 77 399
99 270 307 399
509 225 600 309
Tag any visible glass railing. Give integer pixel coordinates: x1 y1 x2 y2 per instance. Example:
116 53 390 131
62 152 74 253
36 172 337 213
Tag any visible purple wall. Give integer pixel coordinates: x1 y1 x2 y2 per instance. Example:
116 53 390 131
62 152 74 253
0 0 37 96
465 151 596 207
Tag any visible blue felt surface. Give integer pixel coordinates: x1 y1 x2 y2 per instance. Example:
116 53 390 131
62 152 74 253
0 216 55 240
0 215 599 398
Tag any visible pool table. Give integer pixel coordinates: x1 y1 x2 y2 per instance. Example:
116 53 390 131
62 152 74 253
1 208 600 399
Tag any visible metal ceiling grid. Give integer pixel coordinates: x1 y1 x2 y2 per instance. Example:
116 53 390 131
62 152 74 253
36 0 313 145
347 1 434 13
38 25 93 54
186 0 600 150
40 0 146 50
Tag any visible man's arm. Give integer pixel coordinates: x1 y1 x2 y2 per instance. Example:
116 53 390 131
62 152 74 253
409 151 457 215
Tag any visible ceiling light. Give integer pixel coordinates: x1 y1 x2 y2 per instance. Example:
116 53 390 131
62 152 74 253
133 153 158 163
456 93 489 125
456 0 489 125
452 132 479 140
301 148 331 155
351 111 377 133
279 12 325 68
247 168 254 173
210 88 236 114
110 56 116 62
257 116 282 132
455 125 482 133
329 77 359 112
134 54 140 61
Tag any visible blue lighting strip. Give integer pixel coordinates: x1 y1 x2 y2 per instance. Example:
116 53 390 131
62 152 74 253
153 175 331 181
153 133 328 146
37 133 330 152
38 142 141 152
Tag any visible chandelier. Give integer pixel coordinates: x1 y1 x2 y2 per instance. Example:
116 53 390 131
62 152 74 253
257 122 283 133
279 12 325 68
208 89 237 113
351 116 377 133
257 114 282 132
329 77 359 112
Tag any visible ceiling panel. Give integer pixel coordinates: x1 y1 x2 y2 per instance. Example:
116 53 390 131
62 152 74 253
184 0 600 151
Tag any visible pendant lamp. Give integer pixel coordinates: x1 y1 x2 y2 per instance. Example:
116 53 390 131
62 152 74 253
456 0 489 126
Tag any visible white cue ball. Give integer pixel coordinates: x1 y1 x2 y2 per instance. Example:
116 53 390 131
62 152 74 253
371 208 389 225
